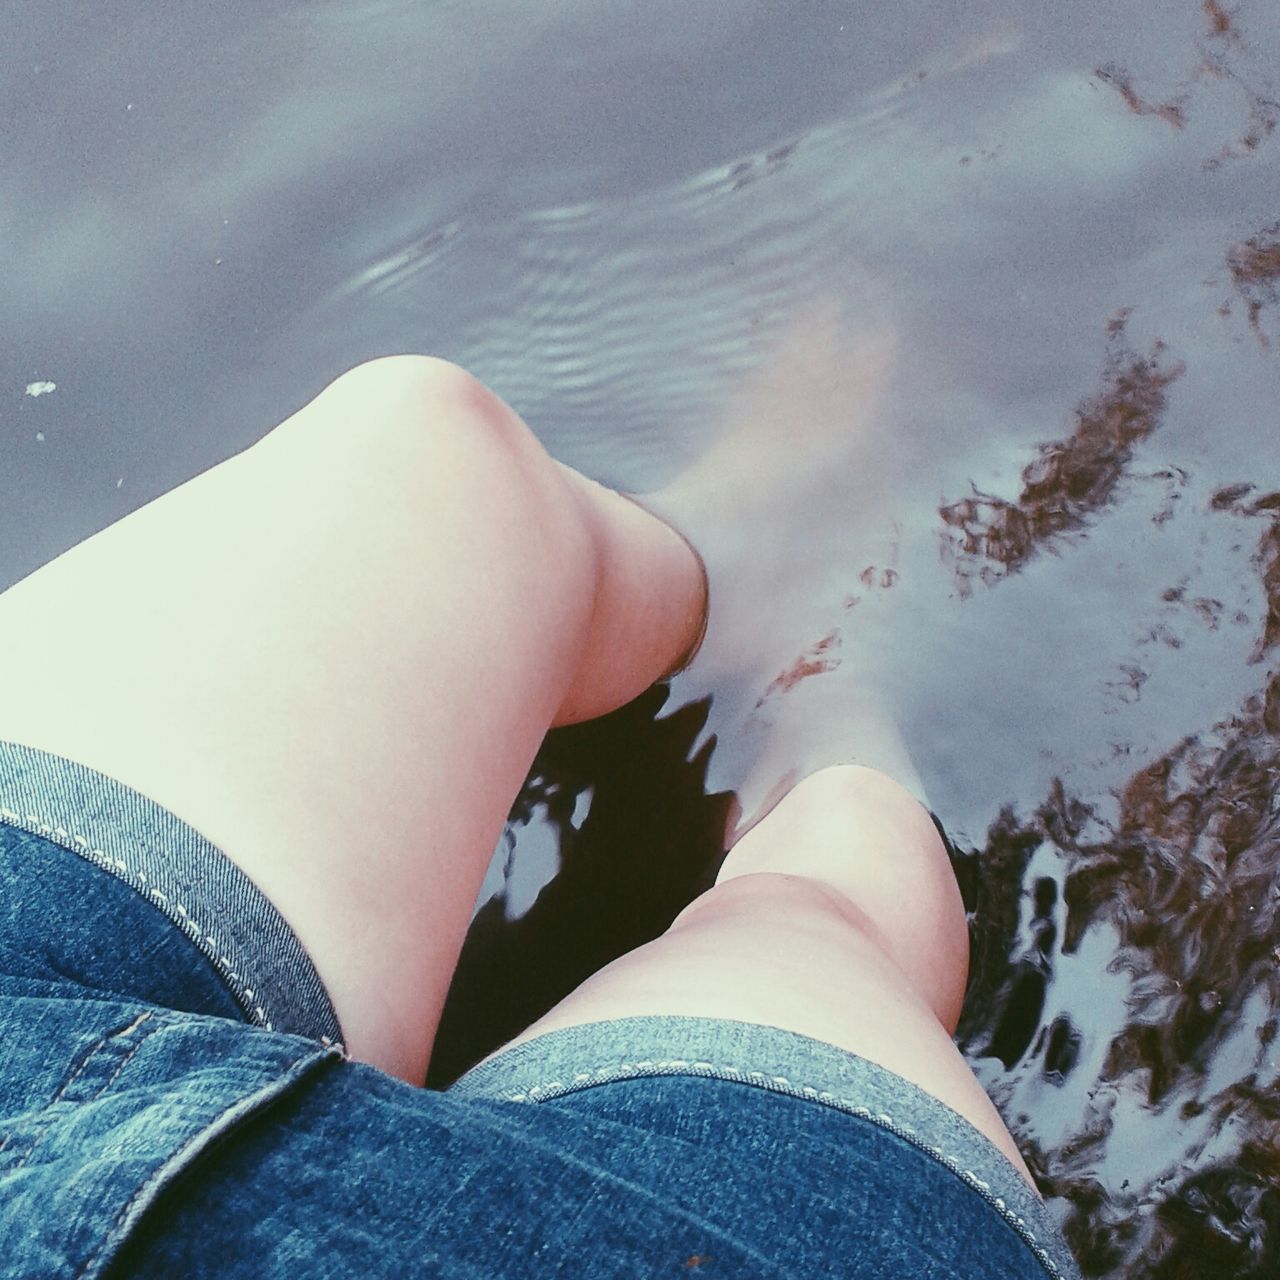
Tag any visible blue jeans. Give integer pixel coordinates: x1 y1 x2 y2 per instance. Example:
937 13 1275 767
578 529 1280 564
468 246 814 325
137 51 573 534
0 740 1081 1279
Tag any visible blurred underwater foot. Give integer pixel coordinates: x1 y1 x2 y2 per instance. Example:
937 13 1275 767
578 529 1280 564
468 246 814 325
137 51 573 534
629 300 925 832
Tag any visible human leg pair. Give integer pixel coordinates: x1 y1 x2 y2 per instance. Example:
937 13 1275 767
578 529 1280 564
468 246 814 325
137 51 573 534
0 352 1029 1184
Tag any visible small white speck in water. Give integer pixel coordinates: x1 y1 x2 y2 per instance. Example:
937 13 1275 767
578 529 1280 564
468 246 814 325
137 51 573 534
25 381 56 398
35 432 44 442
116 478 123 489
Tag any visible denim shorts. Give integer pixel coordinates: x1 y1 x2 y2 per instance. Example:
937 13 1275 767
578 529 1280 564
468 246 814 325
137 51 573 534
0 739 1082 1280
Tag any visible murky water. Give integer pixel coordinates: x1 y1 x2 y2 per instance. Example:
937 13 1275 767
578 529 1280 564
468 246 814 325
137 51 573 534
5 1 1280 1273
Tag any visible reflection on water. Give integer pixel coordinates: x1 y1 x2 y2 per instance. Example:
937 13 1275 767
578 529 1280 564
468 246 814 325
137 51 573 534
4 0 1280 1273
957 650 1280 1275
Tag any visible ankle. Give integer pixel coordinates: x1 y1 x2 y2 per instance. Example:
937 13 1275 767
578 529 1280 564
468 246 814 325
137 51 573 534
549 472 710 725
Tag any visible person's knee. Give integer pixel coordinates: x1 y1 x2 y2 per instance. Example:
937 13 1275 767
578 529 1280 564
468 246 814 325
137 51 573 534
321 355 518 445
259 354 599 606
716 766 971 1032
724 766 948 887
304 356 576 525
771 763 934 838
673 868 838 927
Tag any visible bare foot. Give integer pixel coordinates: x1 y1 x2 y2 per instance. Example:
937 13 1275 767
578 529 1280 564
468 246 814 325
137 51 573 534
630 302 922 832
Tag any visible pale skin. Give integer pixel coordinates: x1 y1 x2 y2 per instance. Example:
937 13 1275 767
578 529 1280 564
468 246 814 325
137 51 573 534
0 342 1037 1189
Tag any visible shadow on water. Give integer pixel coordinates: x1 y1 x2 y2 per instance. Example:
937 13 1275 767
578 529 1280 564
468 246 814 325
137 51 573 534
429 686 732 1089
6 0 1280 1274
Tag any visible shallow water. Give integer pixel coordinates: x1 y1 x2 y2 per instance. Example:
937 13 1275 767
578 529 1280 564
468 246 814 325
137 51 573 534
4 2 1280 1273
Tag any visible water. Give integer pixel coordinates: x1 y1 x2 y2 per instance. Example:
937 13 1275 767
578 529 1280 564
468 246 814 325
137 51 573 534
4 2 1280 1273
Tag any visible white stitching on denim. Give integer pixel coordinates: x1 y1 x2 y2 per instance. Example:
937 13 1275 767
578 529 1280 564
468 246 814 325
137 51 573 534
54 1013 152 1103
489 1055 1065 1279
0 805 271 1030
90 1018 155 1099
6 1013 156 1179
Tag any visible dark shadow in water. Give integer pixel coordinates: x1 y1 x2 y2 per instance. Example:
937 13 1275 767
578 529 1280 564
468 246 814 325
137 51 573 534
940 313 1185 594
428 685 733 1089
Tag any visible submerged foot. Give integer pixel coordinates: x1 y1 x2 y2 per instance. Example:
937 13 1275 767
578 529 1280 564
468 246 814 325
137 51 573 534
630 302 923 828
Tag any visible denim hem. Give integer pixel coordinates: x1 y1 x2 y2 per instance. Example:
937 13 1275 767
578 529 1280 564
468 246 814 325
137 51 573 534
0 739 344 1046
451 1015 1083 1280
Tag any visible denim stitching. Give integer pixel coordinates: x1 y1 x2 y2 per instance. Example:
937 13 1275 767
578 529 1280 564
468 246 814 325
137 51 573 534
6 1013 155 1178
85 1022 155 1103
50 1013 151 1106
0 806 274 1031
494 1056 1065 1280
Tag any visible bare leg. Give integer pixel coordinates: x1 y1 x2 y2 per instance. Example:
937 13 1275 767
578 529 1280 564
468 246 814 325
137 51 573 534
362 337 1031 1186
0 356 705 1084
460 313 1036 1185
479 764 1038 1189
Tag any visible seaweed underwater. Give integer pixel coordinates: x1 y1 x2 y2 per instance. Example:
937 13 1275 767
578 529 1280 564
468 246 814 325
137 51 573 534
1093 0 1280 172
1223 222 1280 351
938 312 1185 596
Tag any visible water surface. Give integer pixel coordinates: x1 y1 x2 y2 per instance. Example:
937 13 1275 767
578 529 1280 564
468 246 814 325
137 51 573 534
4 2 1280 1274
